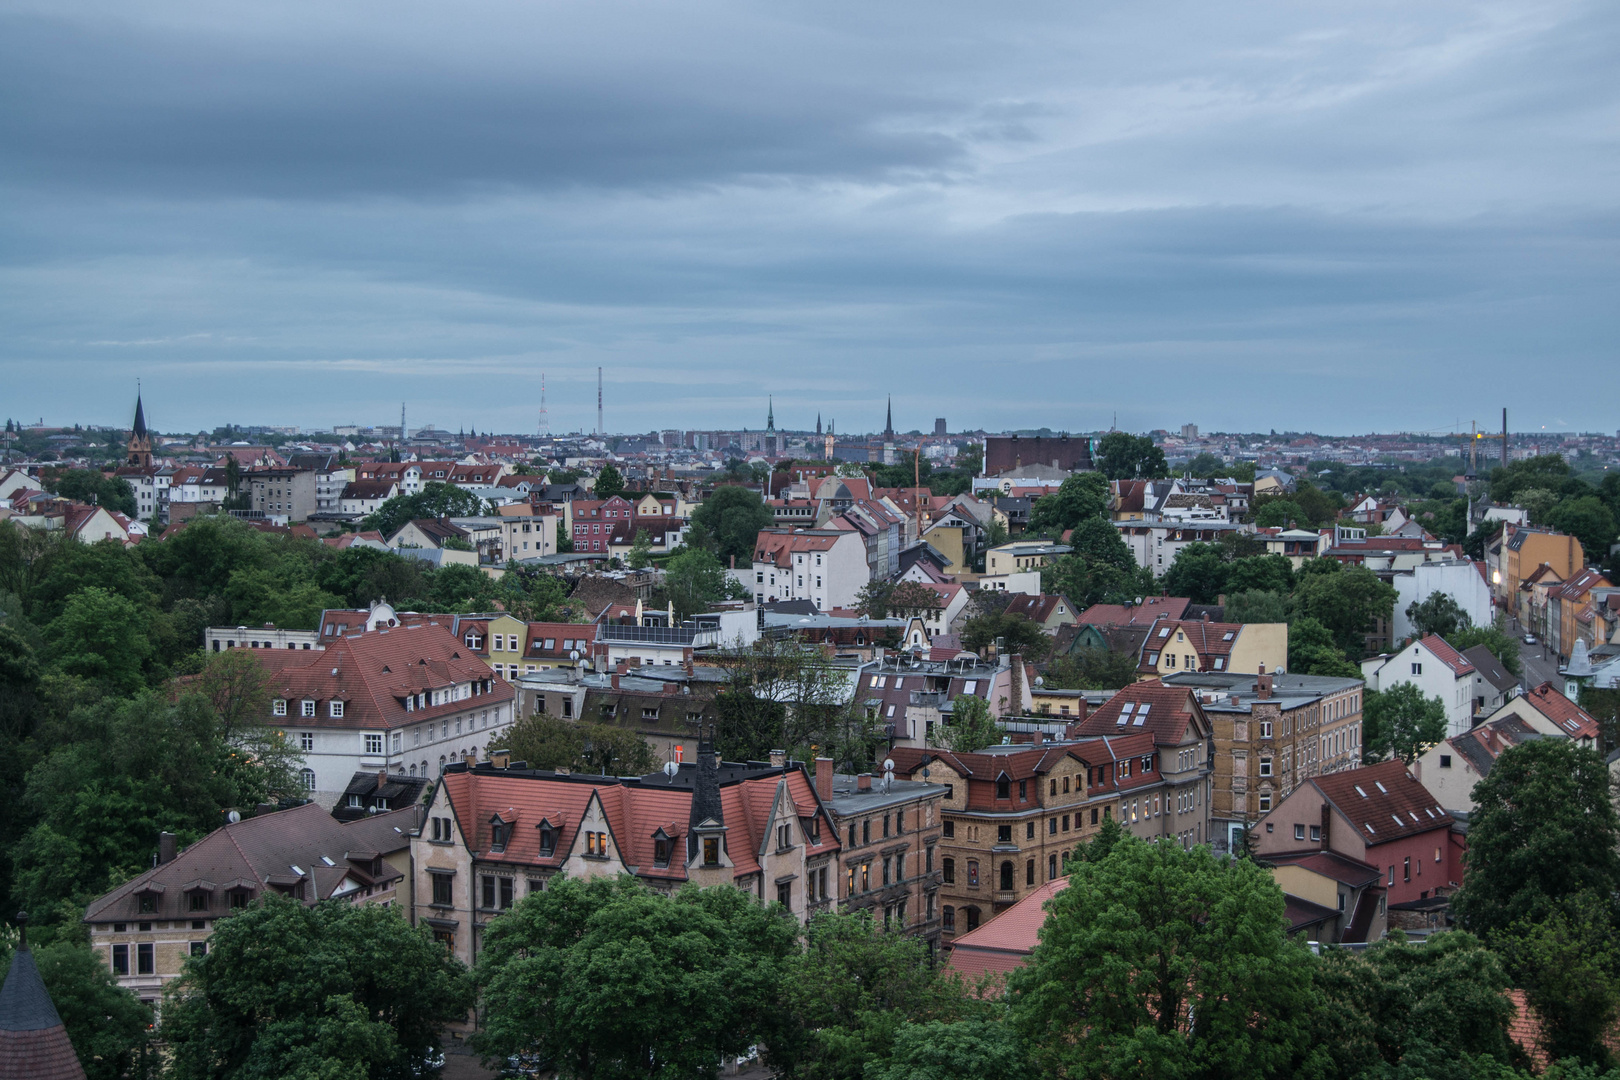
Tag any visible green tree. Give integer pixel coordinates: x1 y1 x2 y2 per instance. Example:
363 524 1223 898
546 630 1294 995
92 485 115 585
44 585 154 694
594 463 625 499
1253 498 1304 529
428 562 501 612
43 469 138 517
1185 452 1227 478
361 481 489 538
1224 554 1294 594
711 639 882 768
1292 564 1397 658
854 581 943 621
1043 646 1140 692
664 546 745 620
959 612 1049 662
870 1018 1029 1080
1026 472 1109 536
1495 896 1620 1069
1093 433 1169 481
1490 454 1572 504
476 877 796 1080
626 528 652 570
1361 683 1446 764
1312 932 1520 1080
1225 589 1289 625
776 911 981 1079
506 714 658 776
1287 616 1361 679
33 940 153 1080
163 896 472 1080
931 695 1000 753
1452 740 1620 939
1551 496 1619 563
1451 622 1524 678
1009 835 1320 1080
1160 542 1227 604
1407 593 1471 640
690 485 774 567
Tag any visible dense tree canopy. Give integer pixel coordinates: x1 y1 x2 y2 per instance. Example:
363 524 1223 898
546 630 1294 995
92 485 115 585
1026 472 1108 536
361 480 490 538
1407 592 1471 639
164 896 472 1080
1093 433 1169 481
506 713 659 776
690 485 774 566
1361 683 1446 764
931 694 1001 753
31 940 153 1080
43 468 137 517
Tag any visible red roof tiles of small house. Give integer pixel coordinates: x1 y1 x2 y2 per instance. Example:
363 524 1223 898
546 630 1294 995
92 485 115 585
946 876 1068 980
1001 594 1074 625
1419 635 1475 676
1073 679 1205 745
1521 682 1601 740
754 530 845 568
1078 597 1190 626
1312 760 1453 846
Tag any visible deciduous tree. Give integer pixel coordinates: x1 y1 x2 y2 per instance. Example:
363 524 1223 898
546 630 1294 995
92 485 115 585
1026 472 1108 536
1093 433 1168 482
931 694 1000 753
690 485 774 567
1361 683 1446 764
1407 592 1471 640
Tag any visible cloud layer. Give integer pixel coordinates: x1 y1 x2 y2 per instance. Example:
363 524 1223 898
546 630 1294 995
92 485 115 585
1 0 1615 433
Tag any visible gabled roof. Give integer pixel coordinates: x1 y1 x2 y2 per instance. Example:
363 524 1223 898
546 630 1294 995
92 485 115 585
1077 597 1190 627
1312 760 1453 846
1418 634 1475 677
1073 679 1206 745
1264 849 1382 889
1000 594 1074 625
1460 645 1517 694
1519 682 1601 740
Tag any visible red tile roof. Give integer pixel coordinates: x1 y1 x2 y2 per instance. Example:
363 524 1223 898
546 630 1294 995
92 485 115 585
1312 760 1453 847
1521 682 1601 740
1074 679 1207 746
946 877 1068 981
1078 597 1190 627
1419 634 1475 677
252 623 510 730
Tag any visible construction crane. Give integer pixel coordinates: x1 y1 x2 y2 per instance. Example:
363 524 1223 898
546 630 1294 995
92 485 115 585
1455 408 1510 476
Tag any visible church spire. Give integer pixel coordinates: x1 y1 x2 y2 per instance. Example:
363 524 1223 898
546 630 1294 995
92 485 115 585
884 396 894 441
816 413 822 436
766 396 775 433
127 386 153 469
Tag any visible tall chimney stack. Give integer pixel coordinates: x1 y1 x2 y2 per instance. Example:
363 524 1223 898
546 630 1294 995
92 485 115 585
158 831 178 865
815 757 834 803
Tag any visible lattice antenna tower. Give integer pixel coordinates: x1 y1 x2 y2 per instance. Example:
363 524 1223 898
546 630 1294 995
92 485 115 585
539 372 548 437
597 367 604 437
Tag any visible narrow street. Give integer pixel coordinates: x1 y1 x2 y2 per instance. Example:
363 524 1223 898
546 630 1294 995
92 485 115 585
1505 614 1563 693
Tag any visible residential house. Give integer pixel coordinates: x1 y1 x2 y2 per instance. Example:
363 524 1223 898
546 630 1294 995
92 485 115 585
412 751 841 966
1257 527 1330 568
1163 669 1365 853
287 453 352 515
1501 526 1585 617
818 764 948 948
332 769 432 821
248 622 516 799
1253 759 1464 929
1411 714 1545 815
891 724 1211 935
984 541 1070 577
339 479 399 517
750 528 870 611
982 435 1093 476
84 804 416 1004
998 593 1079 635
245 467 318 523
453 613 530 680
205 624 322 652
1361 634 1476 738
944 877 1068 980
1263 851 1387 944
1136 618 1288 679
1548 568 1613 665
920 506 987 576
858 652 1034 748
1479 681 1601 750
1115 520 1251 576
1391 560 1494 643
1461 644 1518 718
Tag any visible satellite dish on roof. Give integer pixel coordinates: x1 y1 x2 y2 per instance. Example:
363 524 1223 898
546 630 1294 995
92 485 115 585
663 760 679 779
883 758 895 772
227 810 241 824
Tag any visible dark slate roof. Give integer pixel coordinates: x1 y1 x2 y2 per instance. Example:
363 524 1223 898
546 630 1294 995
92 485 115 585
1461 645 1517 694
0 945 87 1080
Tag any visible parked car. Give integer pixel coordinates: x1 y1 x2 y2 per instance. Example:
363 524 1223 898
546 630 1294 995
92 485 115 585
1524 634 1538 645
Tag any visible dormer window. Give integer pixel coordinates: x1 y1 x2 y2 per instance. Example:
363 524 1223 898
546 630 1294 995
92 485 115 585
273 699 287 716
329 700 344 718
490 820 509 852
653 832 672 867
703 837 720 866
996 774 1011 800
538 825 556 858
465 633 482 650
301 699 316 717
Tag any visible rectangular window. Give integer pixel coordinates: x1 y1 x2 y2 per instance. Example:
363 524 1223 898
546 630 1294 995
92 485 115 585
330 700 344 718
301 700 316 717
997 824 1012 843
190 941 207 957
365 733 383 755
1295 824 1305 840
112 944 129 975
432 874 453 906
967 860 979 887
137 943 154 975
482 876 496 909
273 699 287 716
500 877 514 909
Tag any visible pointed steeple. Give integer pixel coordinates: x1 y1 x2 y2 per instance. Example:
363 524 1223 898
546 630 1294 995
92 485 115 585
816 413 822 436
132 391 148 439
766 397 776 433
884 396 894 441
127 387 153 469
0 914 88 1080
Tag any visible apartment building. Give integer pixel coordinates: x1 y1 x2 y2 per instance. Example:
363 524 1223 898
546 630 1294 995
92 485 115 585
818 765 948 951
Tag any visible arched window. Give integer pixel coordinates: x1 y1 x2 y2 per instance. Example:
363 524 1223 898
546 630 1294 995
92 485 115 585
438 755 447 774
408 763 416 777
300 768 316 791
421 760 429 777
999 861 1014 891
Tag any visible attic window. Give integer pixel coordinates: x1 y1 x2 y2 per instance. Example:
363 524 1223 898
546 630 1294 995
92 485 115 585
538 825 556 858
653 837 671 867
1117 703 1134 727
1374 782 1388 793
1134 704 1150 726
1391 815 1404 827
1222 632 1234 641
1364 823 1375 834
1354 785 1368 798
491 820 509 852
1158 627 1171 638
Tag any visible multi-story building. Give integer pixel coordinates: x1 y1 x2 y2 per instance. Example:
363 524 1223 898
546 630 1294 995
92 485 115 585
287 453 352 516
413 749 840 967
891 718 1213 936
749 528 870 611
817 763 947 950
857 651 1035 748
1163 669 1364 853
1548 567 1613 665
1135 618 1287 678
1361 635 1474 738
246 466 319 523
1115 520 1251 576
247 622 516 801
1501 525 1585 617
83 804 415 1007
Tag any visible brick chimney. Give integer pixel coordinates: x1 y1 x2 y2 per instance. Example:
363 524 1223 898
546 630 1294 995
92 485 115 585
857 772 873 792
769 749 786 768
815 757 834 803
1009 654 1024 711
376 769 388 793
1319 802 1331 849
1256 663 1273 700
616 659 630 675
611 672 620 690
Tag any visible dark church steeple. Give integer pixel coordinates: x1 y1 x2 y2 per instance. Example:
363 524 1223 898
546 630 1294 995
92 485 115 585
816 413 822 436
766 397 775 433
883 396 895 442
126 388 153 469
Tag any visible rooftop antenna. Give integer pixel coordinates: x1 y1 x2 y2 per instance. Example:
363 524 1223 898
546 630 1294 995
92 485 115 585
400 402 406 445
597 367 604 438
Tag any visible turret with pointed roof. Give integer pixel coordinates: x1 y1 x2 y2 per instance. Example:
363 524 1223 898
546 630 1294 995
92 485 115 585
126 392 153 469
0 915 88 1080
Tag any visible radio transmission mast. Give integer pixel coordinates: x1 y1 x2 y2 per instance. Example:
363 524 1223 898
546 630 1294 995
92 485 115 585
539 372 549 437
597 367 604 437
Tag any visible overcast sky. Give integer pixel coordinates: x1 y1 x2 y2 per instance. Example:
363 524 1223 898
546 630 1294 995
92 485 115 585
2 0 1616 436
